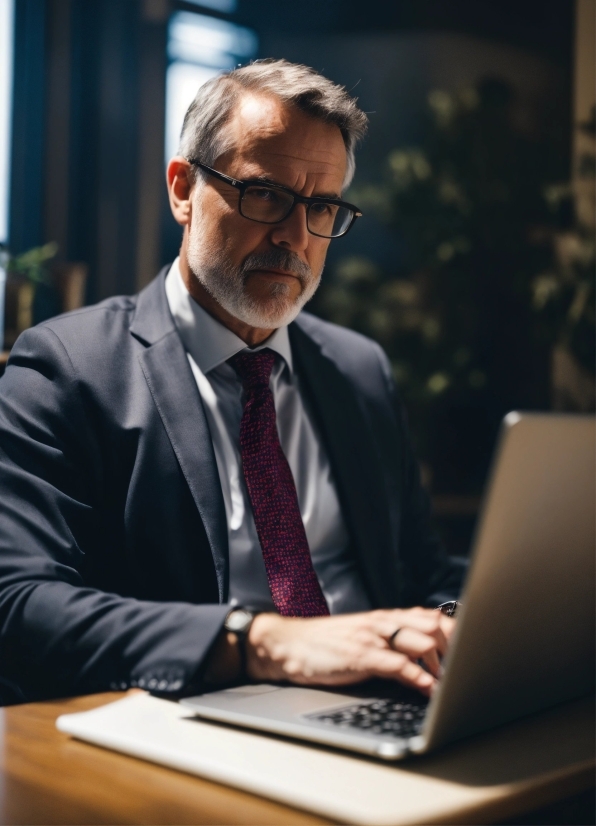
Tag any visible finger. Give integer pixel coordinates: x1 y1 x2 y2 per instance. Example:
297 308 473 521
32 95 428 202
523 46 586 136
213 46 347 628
420 647 442 678
365 648 437 696
427 623 449 658
378 610 449 655
405 615 450 658
389 626 442 666
437 614 457 642
398 657 435 695
390 629 442 678
395 656 436 696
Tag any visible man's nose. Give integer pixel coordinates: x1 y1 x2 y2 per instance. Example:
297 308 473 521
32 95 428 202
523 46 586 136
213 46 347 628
269 203 309 252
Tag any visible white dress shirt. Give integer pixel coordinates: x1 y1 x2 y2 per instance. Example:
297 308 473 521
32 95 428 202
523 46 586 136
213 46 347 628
165 259 371 614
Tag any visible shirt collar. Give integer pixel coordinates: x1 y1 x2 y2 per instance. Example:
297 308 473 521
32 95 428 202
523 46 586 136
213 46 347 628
164 257 294 375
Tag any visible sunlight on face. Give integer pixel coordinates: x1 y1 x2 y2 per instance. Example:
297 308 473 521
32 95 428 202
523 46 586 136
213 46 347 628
187 222 322 329
186 93 347 329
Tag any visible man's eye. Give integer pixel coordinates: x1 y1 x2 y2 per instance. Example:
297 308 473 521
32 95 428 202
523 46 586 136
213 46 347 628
310 202 335 216
247 187 280 203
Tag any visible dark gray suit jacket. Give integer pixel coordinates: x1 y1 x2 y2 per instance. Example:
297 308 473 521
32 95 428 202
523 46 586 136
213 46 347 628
0 268 462 704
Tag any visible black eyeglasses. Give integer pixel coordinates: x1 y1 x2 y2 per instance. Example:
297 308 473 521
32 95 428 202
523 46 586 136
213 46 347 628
188 159 362 239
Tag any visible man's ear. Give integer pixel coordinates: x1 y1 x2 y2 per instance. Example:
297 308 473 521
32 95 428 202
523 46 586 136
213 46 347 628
167 157 194 227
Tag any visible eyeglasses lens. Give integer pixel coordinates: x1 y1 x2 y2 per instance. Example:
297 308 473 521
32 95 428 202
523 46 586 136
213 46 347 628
241 186 353 238
308 203 352 238
241 186 294 223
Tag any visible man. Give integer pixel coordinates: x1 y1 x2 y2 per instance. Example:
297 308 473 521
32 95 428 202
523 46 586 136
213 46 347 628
0 60 462 705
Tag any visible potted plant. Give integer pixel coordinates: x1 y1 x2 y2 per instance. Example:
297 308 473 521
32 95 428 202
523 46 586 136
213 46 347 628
3 242 59 348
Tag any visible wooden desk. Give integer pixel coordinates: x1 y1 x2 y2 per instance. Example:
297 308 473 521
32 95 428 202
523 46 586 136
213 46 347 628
0 692 593 826
0 693 325 825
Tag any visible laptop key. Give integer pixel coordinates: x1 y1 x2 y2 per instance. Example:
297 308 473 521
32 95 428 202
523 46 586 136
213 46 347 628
309 698 428 738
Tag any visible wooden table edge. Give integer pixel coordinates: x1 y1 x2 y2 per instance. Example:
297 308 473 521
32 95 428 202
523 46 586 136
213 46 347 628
3 692 594 826
427 757 595 826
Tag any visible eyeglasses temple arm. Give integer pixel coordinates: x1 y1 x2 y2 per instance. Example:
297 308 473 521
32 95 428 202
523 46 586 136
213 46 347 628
187 159 244 191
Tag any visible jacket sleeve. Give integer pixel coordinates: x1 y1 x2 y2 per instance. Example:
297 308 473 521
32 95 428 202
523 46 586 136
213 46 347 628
0 325 228 704
375 346 467 608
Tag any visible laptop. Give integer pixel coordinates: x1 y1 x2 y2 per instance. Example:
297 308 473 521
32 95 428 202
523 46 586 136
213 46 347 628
181 412 595 760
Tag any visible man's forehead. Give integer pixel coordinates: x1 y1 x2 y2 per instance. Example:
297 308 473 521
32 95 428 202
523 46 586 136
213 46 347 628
233 93 288 133
221 92 347 185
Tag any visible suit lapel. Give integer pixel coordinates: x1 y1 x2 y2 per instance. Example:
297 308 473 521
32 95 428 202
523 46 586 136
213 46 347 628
131 271 229 601
129 272 398 607
290 318 398 608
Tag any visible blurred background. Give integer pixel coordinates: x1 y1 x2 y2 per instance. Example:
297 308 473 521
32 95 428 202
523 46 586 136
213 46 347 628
0 0 594 555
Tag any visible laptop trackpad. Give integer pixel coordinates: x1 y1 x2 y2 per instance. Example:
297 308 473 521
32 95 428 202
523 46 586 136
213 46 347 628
184 684 372 717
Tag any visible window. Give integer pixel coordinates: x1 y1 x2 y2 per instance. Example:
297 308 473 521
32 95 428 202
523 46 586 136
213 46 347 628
0 0 14 243
165 9 258 164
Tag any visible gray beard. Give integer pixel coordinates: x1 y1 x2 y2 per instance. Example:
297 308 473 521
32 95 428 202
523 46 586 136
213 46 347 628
187 225 322 330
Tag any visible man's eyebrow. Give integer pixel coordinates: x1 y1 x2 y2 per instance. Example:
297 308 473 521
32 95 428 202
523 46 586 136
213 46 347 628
247 175 342 200
248 175 282 187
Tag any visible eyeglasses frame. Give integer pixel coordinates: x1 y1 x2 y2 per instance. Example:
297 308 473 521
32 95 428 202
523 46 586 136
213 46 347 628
187 158 362 239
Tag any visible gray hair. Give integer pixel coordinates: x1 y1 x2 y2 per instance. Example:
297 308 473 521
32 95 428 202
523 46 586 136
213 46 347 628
178 59 368 190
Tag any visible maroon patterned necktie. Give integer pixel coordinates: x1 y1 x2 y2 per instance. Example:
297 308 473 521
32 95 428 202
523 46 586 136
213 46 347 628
229 350 329 617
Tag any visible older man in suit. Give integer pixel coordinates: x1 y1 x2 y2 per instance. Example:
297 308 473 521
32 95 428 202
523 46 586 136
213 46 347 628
0 60 462 705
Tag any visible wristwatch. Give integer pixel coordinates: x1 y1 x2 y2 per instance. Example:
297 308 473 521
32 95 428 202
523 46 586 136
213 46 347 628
436 600 461 618
223 607 258 677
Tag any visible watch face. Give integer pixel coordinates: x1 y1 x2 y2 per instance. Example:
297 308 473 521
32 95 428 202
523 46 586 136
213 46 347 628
437 600 459 617
226 609 254 634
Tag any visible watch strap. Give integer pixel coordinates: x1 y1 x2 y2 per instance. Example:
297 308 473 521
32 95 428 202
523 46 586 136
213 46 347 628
223 607 258 678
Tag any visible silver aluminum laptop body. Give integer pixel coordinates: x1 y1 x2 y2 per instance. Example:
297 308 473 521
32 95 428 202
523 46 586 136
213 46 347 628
181 413 595 760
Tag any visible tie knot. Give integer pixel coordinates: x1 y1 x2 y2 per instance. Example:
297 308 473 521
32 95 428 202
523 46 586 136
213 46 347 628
229 350 276 390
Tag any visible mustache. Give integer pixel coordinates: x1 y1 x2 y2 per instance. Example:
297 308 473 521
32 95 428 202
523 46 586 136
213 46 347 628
240 250 312 284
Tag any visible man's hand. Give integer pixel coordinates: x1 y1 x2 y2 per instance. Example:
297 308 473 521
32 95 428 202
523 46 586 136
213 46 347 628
246 608 455 697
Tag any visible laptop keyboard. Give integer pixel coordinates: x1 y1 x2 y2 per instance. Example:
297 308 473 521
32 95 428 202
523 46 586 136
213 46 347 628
309 698 428 739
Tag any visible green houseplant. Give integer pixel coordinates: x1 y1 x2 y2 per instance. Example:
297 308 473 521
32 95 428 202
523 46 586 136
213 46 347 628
3 242 59 348
311 78 591 494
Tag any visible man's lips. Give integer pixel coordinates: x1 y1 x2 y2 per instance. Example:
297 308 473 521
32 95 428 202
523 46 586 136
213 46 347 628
248 267 300 280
